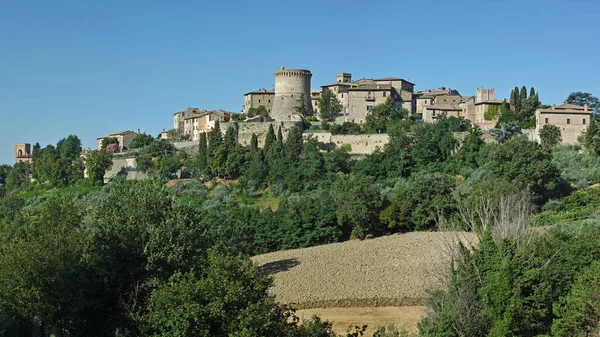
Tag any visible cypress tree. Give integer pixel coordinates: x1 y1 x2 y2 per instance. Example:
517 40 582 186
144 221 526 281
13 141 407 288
224 125 236 151
207 121 223 176
277 126 284 146
529 87 536 98
514 86 522 114
264 124 276 153
284 126 303 162
520 86 528 106
510 89 517 112
197 132 208 175
250 133 258 151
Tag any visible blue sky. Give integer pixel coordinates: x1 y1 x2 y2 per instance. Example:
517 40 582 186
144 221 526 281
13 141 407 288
1 0 599 164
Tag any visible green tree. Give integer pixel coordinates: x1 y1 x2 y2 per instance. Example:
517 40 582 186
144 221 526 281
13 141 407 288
583 118 600 155
510 88 517 112
453 126 484 171
490 121 524 143
250 133 259 150
86 150 113 185
552 261 600 337
5 163 30 191
0 164 12 186
539 124 562 148
488 139 561 201
101 137 119 150
380 172 456 232
294 93 310 118
365 96 407 133
514 86 521 113
566 91 600 114
197 132 209 176
247 105 270 118
264 124 276 153
56 134 82 159
331 174 383 238
317 88 343 122
130 133 156 149
207 121 225 176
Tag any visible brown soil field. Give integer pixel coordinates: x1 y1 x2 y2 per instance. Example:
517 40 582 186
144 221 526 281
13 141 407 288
252 231 477 333
296 306 428 336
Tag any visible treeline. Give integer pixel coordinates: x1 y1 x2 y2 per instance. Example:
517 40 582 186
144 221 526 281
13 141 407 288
0 180 366 337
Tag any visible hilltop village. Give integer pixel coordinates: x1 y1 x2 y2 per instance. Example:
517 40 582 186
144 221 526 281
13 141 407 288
13 67 594 168
4 69 600 337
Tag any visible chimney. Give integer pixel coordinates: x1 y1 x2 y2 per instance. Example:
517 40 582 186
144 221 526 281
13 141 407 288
584 103 589 112
552 104 556 110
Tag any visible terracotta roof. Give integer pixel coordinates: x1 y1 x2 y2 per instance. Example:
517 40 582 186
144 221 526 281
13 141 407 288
539 103 591 114
460 96 475 103
347 83 393 91
373 77 415 85
423 104 462 111
474 100 502 105
244 89 275 95
183 109 232 121
98 130 136 139
321 82 354 88
555 103 586 110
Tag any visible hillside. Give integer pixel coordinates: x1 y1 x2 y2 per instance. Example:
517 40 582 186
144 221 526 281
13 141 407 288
252 231 477 334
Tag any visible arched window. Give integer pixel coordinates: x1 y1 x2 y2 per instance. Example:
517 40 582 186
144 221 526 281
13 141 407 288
18 150 22 157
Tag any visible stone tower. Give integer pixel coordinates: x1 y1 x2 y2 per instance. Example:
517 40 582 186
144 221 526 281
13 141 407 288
475 87 495 103
271 68 313 121
15 143 32 163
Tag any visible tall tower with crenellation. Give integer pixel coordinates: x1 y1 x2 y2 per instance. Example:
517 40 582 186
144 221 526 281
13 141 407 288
271 67 313 121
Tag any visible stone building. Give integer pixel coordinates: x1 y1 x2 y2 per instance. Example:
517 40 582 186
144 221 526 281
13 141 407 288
15 143 32 164
173 107 205 132
97 130 138 150
460 87 502 127
320 73 414 124
243 89 275 115
183 110 231 141
271 68 313 121
535 102 592 144
413 87 461 115
310 89 321 115
422 105 463 123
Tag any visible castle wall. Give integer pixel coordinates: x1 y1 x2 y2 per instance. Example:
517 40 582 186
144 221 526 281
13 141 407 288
304 132 390 154
221 121 303 147
271 69 312 121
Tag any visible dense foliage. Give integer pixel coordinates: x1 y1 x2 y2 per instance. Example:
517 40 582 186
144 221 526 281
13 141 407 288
1 93 599 336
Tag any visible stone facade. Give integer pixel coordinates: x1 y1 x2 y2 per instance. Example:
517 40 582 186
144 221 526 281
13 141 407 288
173 107 204 132
413 87 461 115
271 68 313 121
221 121 303 147
321 74 414 124
97 130 138 150
14 143 32 164
243 89 275 115
535 103 592 144
304 132 390 154
422 105 463 123
183 110 231 141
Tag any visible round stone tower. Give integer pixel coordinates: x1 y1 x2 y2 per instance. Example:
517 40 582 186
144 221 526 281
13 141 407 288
271 68 313 121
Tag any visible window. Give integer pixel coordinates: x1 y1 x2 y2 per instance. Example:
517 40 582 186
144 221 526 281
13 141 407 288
341 93 344 98
268 99 270 103
567 118 571 125
583 118 587 125
18 150 22 156
383 91 386 97
545 118 548 124
367 105 373 111
425 100 428 104
258 99 261 103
